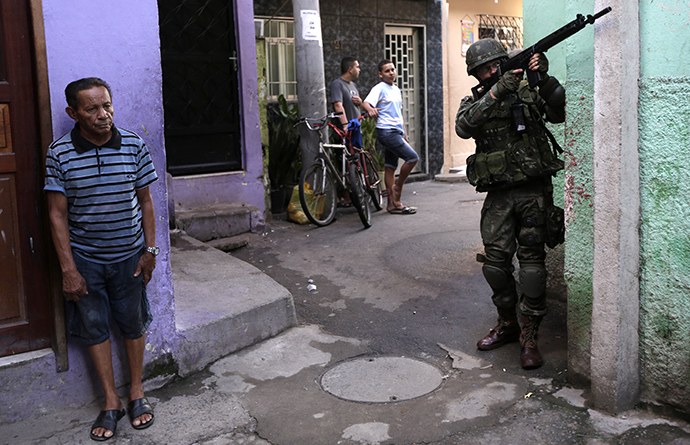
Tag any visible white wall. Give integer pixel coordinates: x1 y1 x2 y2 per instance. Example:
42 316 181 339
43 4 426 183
443 0 523 172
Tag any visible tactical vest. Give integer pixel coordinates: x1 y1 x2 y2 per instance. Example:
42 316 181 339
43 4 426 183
466 83 564 192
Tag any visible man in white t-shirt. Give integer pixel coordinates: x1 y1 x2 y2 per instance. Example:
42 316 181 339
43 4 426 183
362 59 419 214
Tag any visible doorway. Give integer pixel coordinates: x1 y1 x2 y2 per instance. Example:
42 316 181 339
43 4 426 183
384 25 425 174
158 0 243 176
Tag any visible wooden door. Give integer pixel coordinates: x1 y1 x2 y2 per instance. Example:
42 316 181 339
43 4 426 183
0 0 52 357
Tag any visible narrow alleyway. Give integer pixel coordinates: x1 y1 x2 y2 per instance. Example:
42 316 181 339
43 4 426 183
2 181 689 444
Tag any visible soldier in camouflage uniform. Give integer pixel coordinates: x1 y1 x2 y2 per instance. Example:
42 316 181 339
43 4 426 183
455 39 565 369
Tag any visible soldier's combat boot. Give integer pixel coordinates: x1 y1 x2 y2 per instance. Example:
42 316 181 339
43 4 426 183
477 307 520 350
520 315 543 369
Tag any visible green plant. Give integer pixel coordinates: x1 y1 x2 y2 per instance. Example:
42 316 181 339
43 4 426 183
361 117 384 171
268 95 301 189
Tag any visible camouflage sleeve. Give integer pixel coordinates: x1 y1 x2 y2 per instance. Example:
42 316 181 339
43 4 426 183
455 92 498 139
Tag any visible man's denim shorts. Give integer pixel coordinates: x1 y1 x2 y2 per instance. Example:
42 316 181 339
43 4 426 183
376 128 419 169
66 249 152 345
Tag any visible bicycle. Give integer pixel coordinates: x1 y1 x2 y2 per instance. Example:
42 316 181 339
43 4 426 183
297 112 383 228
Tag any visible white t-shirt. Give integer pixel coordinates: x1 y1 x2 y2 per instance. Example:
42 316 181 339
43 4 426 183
364 82 404 131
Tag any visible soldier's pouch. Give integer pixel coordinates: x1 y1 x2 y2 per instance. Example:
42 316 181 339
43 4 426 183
545 204 565 248
486 151 507 176
511 141 543 177
470 153 493 192
466 154 478 186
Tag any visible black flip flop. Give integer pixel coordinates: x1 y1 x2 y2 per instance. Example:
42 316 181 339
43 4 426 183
127 397 155 430
90 408 125 442
388 206 416 215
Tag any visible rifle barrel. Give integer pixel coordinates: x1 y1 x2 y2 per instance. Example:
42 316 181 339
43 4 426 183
592 6 613 21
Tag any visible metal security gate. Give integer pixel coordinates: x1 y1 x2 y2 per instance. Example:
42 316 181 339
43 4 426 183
478 15 523 52
159 0 242 176
384 25 423 173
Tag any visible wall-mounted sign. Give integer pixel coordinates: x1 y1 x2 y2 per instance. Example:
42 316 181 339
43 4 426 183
301 10 322 46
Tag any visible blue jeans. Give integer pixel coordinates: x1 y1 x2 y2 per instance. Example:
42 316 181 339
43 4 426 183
66 249 152 345
376 128 419 169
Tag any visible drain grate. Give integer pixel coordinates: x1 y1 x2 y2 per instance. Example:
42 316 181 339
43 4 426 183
320 356 444 403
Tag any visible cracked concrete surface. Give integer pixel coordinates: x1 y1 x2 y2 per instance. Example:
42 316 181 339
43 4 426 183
3 182 690 445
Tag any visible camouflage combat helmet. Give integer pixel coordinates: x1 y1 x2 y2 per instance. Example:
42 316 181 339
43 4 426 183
466 39 508 76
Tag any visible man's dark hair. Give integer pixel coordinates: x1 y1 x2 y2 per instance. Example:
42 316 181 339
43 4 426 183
65 77 112 109
377 59 394 72
341 57 358 75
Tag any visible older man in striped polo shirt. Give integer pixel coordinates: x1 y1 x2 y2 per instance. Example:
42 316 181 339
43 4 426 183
45 78 158 441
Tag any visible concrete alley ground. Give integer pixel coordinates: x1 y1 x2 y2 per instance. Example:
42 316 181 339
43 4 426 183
3 181 690 444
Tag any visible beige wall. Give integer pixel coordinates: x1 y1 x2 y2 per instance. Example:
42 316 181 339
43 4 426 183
442 0 522 173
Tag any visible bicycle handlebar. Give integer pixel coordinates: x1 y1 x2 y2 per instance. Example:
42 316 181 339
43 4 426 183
296 111 369 132
295 112 341 131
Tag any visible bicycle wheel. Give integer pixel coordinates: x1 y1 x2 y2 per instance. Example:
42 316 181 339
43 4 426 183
363 154 383 211
299 158 337 226
348 163 372 229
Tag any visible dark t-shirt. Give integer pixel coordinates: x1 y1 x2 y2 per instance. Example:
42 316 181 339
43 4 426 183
330 77 360 121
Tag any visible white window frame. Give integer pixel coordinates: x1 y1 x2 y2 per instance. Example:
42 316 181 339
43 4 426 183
255 17 297 102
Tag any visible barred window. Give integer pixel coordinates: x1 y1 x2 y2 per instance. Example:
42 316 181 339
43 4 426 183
255 17 297 101
478 15 523 51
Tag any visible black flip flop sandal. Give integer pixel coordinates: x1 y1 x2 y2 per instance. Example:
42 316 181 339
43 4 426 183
90 408 125 442
127 398 155 430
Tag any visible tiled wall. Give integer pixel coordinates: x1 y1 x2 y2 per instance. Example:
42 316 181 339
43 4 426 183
255 0 444 177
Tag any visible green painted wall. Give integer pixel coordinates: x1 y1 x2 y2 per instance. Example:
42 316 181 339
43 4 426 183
638 0 690 409
526 0 690 410
563 0 597 384
523 0 593 382
257 38 272 216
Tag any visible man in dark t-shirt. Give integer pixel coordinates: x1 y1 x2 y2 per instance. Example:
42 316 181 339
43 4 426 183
330 56 362 131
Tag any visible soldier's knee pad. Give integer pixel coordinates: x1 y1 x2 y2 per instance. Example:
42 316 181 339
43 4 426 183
482 264 510 291
519 266 546 299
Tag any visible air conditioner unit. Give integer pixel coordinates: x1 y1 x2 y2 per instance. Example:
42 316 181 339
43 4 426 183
254 19 265 37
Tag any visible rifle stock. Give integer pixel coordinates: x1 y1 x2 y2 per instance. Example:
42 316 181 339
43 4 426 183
471 7 612 100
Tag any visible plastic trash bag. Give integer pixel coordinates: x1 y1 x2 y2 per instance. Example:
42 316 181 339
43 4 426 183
287 184 309 224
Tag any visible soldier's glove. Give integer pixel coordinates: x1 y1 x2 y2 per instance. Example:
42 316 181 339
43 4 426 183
537 53 549 73
491 71 521 99
534 53 551 87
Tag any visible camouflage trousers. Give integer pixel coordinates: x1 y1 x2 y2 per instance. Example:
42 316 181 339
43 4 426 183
480 179 552 317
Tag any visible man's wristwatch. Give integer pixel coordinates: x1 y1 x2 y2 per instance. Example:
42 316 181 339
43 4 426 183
146 246 160 256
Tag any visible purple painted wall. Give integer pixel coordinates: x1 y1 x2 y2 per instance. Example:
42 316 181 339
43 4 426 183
39 0 176 409
1 0 264 423
171 1 266 212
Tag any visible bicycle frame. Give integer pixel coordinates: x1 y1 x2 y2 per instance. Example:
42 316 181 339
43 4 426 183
301 114 365 190
315 143 348 190
326 116 378 190
297 112 382 228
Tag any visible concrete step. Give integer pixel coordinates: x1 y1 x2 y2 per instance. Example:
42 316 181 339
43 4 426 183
434 173 467 183
205 233 255 252
171 231 296 376
435 167 468 183
174 204 265 242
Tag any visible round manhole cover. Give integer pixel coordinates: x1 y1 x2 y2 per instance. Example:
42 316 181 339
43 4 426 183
320 356 444 403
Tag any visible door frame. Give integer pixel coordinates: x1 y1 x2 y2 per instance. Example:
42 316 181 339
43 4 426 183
383 23 429 176
29 0 67 371
158 0 243 176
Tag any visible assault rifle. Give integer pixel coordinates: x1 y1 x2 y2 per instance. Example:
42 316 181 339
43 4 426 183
471 7 613 100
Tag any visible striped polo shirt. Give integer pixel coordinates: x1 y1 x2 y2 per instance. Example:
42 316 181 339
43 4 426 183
44 124 158 264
